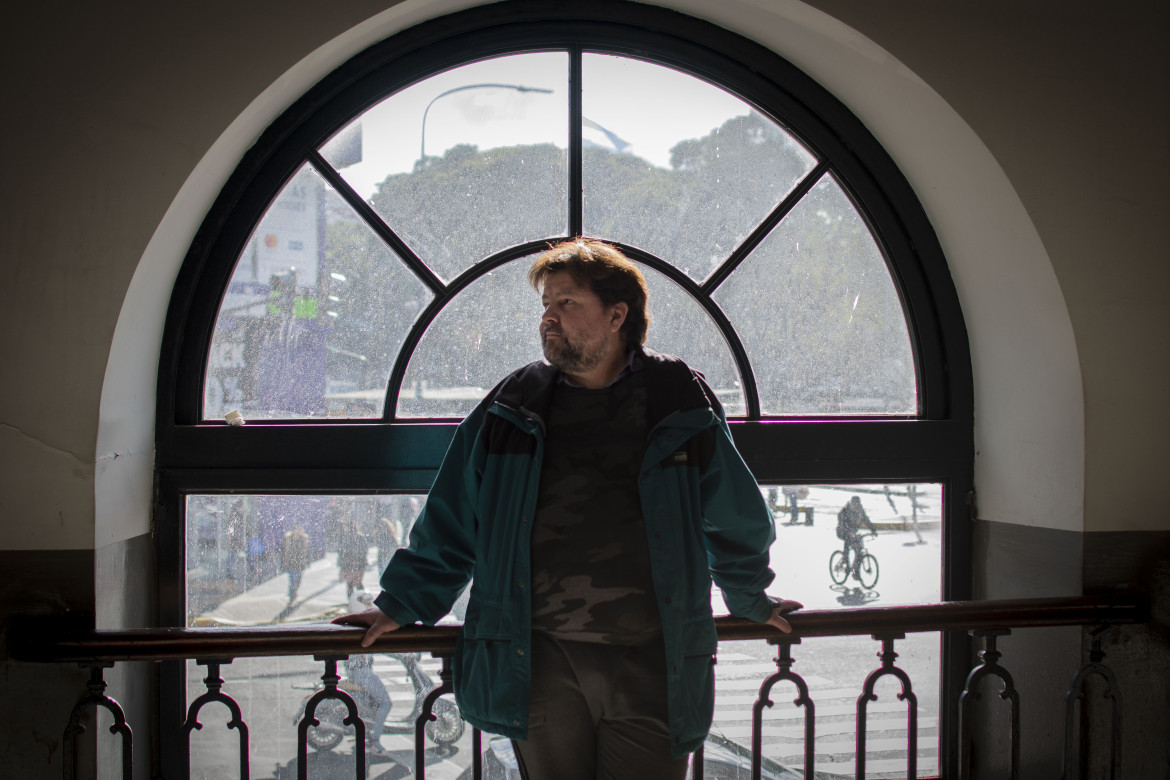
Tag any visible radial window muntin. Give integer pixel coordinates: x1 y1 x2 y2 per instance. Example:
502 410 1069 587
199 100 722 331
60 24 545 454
197 46 919 423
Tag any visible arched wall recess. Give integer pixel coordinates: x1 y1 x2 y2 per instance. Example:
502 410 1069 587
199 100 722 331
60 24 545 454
93 0 1076 631
97 1 1079 570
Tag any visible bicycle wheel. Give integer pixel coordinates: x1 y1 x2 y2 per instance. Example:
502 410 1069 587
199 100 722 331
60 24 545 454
304 699 347 751
426 697 465 747
829 550 849 584
858 552 880 589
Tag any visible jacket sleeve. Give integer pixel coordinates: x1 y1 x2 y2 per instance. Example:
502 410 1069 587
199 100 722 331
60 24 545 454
699 416 777 624
374 405 484 626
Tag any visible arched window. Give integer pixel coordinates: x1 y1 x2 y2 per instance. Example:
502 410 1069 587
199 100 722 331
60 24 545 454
158 2 972 775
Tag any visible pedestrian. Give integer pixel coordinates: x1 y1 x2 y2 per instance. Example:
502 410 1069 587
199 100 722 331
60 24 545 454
325 497 347 555
337 517 368 597
225 498 247 580
335 238 801 779
371 516 400 574
281 521 310 602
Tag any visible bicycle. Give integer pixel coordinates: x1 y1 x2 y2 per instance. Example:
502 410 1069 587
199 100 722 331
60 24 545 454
829 536 880 589
295 651 464 754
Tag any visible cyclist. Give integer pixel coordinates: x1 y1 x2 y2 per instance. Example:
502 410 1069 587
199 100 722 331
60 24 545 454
836 496 877 581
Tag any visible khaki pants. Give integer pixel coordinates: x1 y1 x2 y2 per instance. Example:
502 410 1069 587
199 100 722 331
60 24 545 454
512 632 689 780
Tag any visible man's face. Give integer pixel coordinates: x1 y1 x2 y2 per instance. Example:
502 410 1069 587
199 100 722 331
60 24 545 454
539 270 621 374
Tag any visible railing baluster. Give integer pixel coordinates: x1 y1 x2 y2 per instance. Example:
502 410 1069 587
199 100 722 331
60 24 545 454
183 659 249 779
1063 627 1122 780
752 637 814 780
414 653 455 780
63 662 132 780
856 633 917 780
959 628 1019 780
472 727 483 780
297 656 364 780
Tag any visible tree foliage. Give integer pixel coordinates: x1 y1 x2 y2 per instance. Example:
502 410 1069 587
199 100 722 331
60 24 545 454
318 111 914 417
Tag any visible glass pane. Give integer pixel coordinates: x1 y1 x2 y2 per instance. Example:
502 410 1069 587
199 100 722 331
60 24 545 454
321 52 569 282
204 165 433 421
714 173 917 415
184 482 941 779
185 494 477 778
709 483 941 777
582 53 817 281
398 259 744 418
185 494 447 625
639 266 744 416
399 259 542 418
755 482 942 609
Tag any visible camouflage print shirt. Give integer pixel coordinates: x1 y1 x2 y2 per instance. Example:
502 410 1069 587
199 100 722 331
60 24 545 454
530 371 662 644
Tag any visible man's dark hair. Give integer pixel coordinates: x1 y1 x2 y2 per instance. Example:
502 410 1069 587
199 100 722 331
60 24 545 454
528 238 650 345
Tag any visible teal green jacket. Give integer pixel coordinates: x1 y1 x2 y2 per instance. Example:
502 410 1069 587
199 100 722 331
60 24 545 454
375 349 776 757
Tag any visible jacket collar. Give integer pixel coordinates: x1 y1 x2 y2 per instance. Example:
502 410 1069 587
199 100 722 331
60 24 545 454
489 346 717 430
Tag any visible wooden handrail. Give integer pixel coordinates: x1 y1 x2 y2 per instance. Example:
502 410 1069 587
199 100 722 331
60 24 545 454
715 594 1147 640
7 595 1145 664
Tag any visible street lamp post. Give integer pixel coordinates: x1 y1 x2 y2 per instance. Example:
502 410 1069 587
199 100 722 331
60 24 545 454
418 83 554 167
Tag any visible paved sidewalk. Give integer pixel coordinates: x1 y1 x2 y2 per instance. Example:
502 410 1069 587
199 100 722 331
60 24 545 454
194 552 376 626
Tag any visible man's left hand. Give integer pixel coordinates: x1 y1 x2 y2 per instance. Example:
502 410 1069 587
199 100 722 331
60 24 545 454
766 598 804 633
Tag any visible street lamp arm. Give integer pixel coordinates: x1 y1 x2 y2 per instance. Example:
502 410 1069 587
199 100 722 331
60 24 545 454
420 83 555 164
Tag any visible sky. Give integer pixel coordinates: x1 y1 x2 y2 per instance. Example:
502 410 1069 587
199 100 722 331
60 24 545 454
320 51 759 199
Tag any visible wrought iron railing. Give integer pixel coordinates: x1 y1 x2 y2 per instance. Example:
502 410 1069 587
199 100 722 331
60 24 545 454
9 595 1145 780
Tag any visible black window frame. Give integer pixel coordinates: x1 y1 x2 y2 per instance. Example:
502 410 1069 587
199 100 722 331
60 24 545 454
155 1 974 775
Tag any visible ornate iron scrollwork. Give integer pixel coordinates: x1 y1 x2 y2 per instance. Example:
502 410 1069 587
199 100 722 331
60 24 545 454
297 655 365 780
414 653 454 780
857 633 917 780
183 659 249 779
1063 626 1122 780
959 628 1019 780
691 742 705 780
63 662 133 780
752 638 814 780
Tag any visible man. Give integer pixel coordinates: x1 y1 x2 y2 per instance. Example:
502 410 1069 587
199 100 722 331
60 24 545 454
335 239 800 779
836 495 877 579
781 485 809 525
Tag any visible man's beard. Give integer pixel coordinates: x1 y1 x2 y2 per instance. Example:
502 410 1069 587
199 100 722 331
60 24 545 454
541 327 606 375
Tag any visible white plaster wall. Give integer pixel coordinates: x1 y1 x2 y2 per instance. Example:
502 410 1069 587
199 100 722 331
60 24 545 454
95 0 1087 554
660 0 1084 534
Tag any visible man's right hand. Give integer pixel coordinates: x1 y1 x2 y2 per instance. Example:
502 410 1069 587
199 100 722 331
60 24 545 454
766 598 804 633
332 607 401 648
